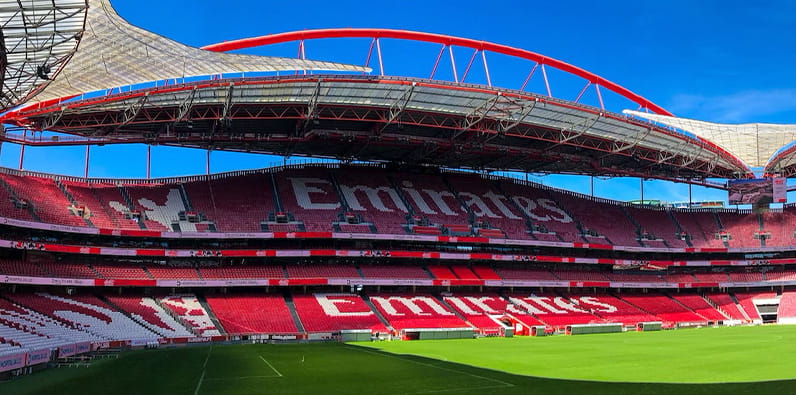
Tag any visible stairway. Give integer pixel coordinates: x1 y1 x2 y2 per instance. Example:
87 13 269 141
283 293 306 334
433 294 476 329
700 293 731 320
269 173 283 212
55 180 94 227
667 210 692 247
197 294 226 335
729 292 752 321
619 206 645 247
152 297 197 335
361 294 393 331
118 185 146 229
178 183 193 211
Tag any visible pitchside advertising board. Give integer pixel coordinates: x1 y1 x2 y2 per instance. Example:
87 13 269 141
727 178 786 205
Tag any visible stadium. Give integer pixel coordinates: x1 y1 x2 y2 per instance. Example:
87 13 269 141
1 0 796 394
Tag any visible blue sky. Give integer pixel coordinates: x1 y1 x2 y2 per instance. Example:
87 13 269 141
4 0 796 204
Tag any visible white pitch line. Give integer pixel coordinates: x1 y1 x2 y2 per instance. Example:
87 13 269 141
202 345 213 369
351 347 514 389
193 369 206 395
259 355 284 377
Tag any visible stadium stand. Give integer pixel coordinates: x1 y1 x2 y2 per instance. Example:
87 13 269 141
668 294 726 321
567 293 659 325
286 264 360 279
705 293 748 321
205 293 298 334
392 173 471 234
443 294 509 333
274 168 340 232
618 294 705 324
734 292 777 321
3 168 796 252
368 293 469 330
5 293 159 341
104 295 193 338
292 293 387 332
159 295 221 336
360 265 430 279
445 174 531 239
199 265 284 279
332 167 408 234
184 173 274 233
777 291 796 323
507 293 601 327
672 211 724 248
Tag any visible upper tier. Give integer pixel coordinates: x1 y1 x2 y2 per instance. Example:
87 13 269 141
0 164 790 250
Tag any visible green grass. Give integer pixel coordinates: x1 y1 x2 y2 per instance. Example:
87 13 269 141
3 325 796 395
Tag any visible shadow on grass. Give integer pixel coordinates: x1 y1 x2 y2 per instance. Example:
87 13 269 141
2 343 795 395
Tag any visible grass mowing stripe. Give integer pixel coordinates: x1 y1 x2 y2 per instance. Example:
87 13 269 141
259 355 283 377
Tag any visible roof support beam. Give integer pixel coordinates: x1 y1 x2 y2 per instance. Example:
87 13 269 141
174 86 198 125
118 92 150 128
303 78 323 132
219 83 235 123
379 82 416 134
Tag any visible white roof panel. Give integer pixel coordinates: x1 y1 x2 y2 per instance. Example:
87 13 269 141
624 110 796 169
1 0 367 110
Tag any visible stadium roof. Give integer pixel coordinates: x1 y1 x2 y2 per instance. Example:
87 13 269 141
0 0 87 111
0 4 756 181
624 110 796 172
0 0 366 112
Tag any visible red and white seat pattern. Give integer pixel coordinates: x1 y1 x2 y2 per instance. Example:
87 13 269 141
158 295 221 336
333 168 409 234
105 295 193 338
392 173 470 231
4 168 796 249
507 293 601 328
446 175 531 239
5 293 159 341
368 293 469 330
443 294 510 332
0 297 101 354
292 293 386 332
275 168 341 232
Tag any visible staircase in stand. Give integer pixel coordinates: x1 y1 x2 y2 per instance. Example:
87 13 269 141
197 294 226 335
362 293 394 331
283 292 306 334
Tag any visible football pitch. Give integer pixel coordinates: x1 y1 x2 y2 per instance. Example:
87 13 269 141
3 325 796 395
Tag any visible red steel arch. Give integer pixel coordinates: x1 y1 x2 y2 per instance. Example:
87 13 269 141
202 28 673 116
